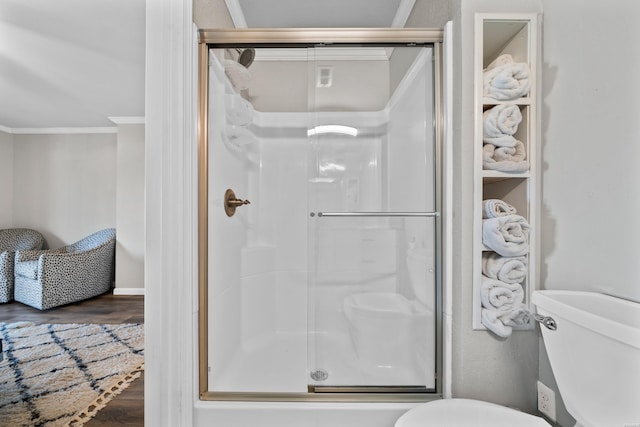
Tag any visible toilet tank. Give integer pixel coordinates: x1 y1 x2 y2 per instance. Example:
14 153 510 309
532 291 640 427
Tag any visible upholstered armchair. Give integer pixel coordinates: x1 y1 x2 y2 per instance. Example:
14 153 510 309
14 228 116 310
0 228 44 303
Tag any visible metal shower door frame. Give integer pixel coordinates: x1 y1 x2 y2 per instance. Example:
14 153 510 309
197 28 444 403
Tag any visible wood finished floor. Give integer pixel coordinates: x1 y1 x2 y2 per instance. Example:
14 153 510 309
1 293 145 427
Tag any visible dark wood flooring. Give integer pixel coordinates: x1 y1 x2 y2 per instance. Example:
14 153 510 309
1 293 145 426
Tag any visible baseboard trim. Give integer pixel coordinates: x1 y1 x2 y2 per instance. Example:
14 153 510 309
113 288 145 296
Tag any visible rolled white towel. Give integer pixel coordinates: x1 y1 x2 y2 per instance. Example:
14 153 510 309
482 252 527 284
500 305 531 328
481 308 513 338
483 142 529 173
482 199 517 219
483 54 531 101
224 59 251 91
492 141 526 162
481 304 530 338
482 214 530 257
480 276 524 313
483 104 522 147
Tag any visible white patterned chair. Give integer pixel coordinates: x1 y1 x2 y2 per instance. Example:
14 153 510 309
13 228 116 310
0 228 44 303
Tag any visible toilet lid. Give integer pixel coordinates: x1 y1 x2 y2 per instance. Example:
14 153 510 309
394 399 552 427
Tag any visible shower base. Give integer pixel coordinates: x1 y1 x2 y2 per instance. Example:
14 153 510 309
211 330 421 393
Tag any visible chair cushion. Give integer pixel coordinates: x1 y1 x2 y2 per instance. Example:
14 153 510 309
15 260 38 280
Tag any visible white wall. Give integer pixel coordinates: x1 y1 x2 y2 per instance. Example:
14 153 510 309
0 130 13 226
1 129 144 291
539 2 640 425
115 124 145 291
12 133 117 248
541 0 640 303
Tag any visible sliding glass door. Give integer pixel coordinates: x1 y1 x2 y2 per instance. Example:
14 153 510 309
307 46 437 392
201 36 440 399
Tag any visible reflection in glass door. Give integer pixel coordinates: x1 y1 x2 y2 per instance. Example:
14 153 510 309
205 43 440 397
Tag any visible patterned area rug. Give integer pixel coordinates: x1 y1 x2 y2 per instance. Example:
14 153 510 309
0 322 144 427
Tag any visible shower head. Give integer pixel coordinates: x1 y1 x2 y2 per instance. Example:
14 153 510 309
235 48 255 68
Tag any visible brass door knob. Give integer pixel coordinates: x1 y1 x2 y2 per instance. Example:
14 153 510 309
224 189 250 217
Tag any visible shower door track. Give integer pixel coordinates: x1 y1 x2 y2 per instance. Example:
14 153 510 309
198 28 445 403
198 28 443 46
309 385 434 394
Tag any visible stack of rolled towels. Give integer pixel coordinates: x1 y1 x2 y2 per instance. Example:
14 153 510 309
483 54 530 101
482 54 530 173
481 199 531 337
482 103 529 172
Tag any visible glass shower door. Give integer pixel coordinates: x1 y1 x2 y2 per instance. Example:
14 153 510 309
307 46 438 392
205 43 439 397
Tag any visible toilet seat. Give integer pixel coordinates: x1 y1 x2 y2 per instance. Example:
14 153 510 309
394 399 552 427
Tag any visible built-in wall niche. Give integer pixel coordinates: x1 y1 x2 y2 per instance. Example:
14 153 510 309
483 178 529 218
473 14 540 335
482 20 529 69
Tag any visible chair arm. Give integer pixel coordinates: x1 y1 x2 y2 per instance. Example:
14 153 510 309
15 248 64 263
40 243 112 266
39 243 115 297
0 251 12 273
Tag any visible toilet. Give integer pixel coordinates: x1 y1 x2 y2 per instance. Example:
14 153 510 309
532 290 640 427
343 247 434 379
394 399 552 427
396 290 640 426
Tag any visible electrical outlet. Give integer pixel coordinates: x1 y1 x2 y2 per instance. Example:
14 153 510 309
537 380 557 422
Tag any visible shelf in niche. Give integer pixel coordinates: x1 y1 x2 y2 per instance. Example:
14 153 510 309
482 97 531 106
482 103 529 113
482 171 529 183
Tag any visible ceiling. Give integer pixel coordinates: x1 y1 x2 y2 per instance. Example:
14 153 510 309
0 0 145 130
0 0 414 131
226 0 415 28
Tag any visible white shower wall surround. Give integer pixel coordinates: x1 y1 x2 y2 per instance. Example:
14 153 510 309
207 43 440 406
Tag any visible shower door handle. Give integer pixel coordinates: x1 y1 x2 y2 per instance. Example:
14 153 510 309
313 211 440 218
224 189 250 217
227 198 250 207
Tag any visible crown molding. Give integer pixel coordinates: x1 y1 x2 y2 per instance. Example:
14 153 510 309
0 117 146 134
109 116 146 125
0 126 117 135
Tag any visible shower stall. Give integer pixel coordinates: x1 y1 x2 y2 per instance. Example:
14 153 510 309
198 29 444 404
